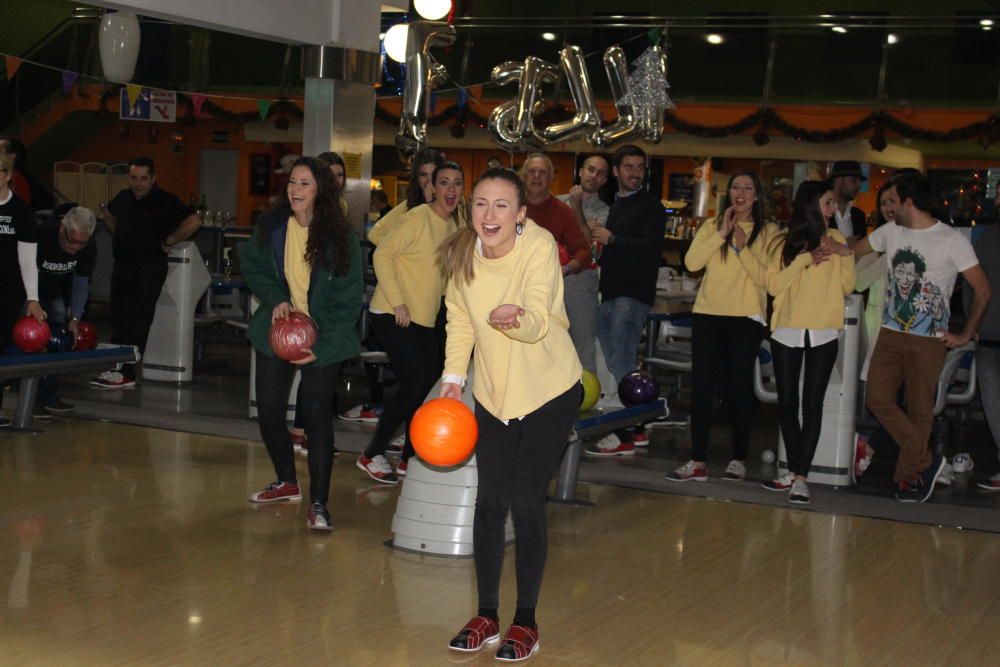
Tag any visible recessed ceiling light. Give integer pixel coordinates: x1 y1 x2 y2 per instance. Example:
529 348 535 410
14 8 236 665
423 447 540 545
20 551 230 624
985 26 994 31
706 33 724 45
981 19 994 26
832 25 847 34
887 33 898 44
541 32 557 42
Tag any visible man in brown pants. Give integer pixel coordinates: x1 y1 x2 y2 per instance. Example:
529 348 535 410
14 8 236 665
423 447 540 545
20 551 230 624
854 171 991 502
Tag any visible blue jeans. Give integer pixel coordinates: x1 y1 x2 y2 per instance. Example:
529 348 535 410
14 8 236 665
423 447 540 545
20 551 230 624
38 296 68 407
596 296 651 388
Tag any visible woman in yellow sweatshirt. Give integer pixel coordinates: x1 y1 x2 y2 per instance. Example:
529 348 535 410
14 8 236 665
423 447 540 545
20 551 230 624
440 168 581 662
761 180 854 504
356 161 463 484
668 172 776 483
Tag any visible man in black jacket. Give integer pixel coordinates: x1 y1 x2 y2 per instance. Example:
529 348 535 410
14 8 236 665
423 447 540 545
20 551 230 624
829 160 868 242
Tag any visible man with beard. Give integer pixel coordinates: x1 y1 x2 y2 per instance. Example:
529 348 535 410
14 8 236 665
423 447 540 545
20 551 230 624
854 171 990 502
558 154 610 375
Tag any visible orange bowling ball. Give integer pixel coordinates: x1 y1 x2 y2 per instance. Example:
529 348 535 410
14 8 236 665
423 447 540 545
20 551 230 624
409 398 478 467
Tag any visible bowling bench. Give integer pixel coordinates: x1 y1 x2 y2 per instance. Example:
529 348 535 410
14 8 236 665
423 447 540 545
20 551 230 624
0 345 139 431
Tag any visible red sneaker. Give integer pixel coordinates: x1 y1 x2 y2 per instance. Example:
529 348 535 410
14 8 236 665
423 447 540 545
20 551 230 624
356 454 399 484
448 616 500 653
495 625 540 662
854 434 873 480
248 481 302 503
584 433 635 457
291 431 308 457
397 459 408 476
666 460 708 482
631 426 650 448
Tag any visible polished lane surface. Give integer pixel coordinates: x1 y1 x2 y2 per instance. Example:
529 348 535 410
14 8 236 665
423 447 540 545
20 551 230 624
3 420 1000 666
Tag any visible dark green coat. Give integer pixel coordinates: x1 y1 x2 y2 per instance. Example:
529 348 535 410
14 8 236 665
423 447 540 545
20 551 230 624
242 208 362 366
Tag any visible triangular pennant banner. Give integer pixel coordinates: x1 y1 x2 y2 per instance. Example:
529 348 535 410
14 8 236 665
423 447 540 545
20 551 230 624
125 84 143 109
257 99 271 120
647 27 663 45
61 71 78 95
4 56 22 79
190 94 208 118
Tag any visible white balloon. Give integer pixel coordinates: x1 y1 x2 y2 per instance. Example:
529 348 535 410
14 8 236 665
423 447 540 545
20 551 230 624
383 24 409 64
99 10 141 84
414 0 452 21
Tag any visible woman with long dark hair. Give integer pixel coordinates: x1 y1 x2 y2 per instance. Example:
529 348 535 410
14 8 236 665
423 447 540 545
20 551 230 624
242 157 362 531
761 180 854 503
668 172 776 483
441 168 581 662
367 147 445 245
355 161 464 483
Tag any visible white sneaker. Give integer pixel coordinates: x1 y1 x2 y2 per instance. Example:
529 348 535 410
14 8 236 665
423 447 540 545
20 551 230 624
722 460 746 481
950 453 974 474
665 460 708 482
789 479 810 505
90 370 136 389
356 454 399 484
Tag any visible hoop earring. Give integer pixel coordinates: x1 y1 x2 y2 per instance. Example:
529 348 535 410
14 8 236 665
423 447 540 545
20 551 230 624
515 222 524 235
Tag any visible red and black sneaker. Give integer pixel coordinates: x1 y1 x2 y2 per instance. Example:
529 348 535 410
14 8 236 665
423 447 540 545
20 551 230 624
356 454 399 484
448 616 500 653
854 433 874 480
631 425 650 448
248 480 302 503
495 624 540 662
396 459 408 477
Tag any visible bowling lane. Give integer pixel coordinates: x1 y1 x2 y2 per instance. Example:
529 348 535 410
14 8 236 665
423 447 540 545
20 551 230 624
4 420 1000 665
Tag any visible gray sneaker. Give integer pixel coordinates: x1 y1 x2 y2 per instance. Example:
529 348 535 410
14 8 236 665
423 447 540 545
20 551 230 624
789 479 810 505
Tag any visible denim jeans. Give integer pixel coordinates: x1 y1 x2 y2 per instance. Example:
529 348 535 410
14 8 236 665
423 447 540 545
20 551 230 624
596 296 651 387
976 345 1000 466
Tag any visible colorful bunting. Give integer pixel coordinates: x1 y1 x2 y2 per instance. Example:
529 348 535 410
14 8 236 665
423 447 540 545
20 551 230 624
257 99 271 120
4 55 22 79
190 93 208 118
61 71 78 95
125 84 143 109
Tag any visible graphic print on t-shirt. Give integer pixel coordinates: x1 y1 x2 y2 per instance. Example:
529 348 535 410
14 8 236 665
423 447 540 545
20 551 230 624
883 245 947 335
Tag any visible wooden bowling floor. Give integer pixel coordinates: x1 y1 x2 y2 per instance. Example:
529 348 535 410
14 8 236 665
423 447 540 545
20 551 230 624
3 420 1000 666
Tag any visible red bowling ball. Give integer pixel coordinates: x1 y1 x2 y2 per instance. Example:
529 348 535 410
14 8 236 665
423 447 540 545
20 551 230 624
74 321 98 351
12 316 51 353
269 312 317 362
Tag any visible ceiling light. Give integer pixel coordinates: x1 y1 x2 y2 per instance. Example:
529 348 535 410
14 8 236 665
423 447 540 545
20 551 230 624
706 33 724 45
541 32 557 42
383 23 408 63
414 0 451 21
985 26 994 32
832 26 847 34
981 19 994 27
887 33 898 44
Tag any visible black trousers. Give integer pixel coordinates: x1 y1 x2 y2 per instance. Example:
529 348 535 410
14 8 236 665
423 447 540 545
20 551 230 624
473 383 581 611
363 313 442 461
690 314 765 462
772 336 839 477
110 260 168 379
255 351 342 504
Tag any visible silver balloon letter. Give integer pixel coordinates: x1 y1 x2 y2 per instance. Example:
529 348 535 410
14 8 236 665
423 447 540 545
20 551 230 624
396 21 457 156
590 46 637 148
542 45 601 143
488 56 559 152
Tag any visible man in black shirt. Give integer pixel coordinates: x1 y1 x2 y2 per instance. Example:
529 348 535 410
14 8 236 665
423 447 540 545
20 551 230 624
37 206 98 414
585 145 666 457
92 157 200 389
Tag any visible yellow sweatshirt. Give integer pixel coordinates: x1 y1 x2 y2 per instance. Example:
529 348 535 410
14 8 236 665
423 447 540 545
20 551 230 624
370 204 456 327
767 229 856 330
686 219 777 317
367 202 408 245
283 217 311 316
444 220 582 420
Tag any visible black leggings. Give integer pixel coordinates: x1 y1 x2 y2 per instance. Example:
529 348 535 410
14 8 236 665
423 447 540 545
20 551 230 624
690 314 765 462
772 336 839 477
473 383 581 611
255 351 342 504
363 313 442 461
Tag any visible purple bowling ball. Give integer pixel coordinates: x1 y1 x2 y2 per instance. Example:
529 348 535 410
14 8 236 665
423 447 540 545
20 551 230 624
618 371 660 407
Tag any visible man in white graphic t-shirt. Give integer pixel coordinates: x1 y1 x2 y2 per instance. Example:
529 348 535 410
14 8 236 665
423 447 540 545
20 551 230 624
854 171 991 503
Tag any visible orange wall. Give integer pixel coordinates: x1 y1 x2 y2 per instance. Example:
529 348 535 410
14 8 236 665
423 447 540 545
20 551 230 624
64 116 292 226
